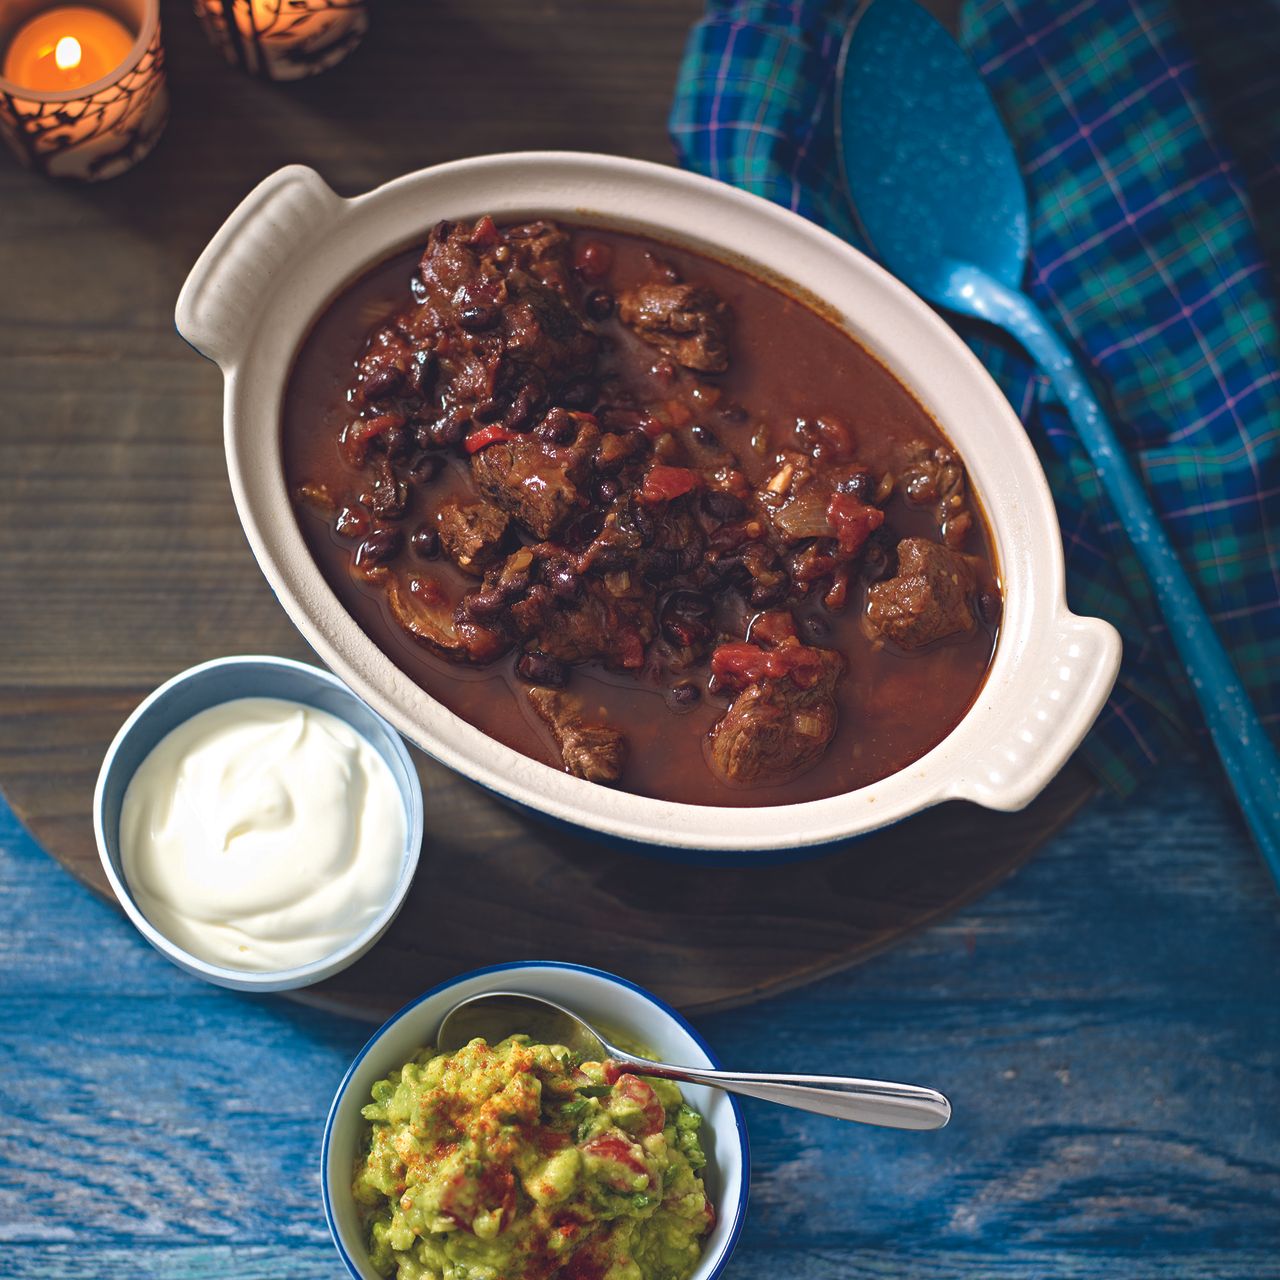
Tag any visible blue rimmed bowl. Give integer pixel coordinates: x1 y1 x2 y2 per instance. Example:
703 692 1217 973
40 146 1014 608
92 654 424 992
322 961 750 1280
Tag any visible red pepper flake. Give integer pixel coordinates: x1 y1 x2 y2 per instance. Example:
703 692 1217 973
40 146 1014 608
826 492 885 555
640 465 699 503
464 424 519 454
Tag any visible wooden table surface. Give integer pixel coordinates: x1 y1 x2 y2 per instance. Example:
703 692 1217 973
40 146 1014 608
2 1 1278 1276
4 764 1278 1277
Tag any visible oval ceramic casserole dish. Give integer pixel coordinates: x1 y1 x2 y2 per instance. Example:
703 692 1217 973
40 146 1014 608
176 152 1121 854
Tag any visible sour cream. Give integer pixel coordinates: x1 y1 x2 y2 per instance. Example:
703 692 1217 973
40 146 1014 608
119 697 406 971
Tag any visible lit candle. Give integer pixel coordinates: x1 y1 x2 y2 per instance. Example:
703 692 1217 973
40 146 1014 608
0 0 168 180
2 6 136 93
193 0 368 81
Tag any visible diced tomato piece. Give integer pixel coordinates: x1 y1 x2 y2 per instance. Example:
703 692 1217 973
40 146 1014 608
710 641 829 690
468 215 500 248
580 1134 649 1189
640 465 699 503
464 424 519 454
826 492 884 556
702 1196 717 1233
663 399 694 427
747 611 798 648
439 1164 516 1234
611 1074 666 1137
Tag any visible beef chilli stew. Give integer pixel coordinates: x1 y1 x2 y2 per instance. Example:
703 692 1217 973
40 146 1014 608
284 217 1001 807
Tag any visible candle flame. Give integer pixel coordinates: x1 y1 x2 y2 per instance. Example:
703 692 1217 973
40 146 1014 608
54 36 82 72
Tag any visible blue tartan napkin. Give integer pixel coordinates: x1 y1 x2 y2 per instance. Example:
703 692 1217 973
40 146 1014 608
669 0 1280 794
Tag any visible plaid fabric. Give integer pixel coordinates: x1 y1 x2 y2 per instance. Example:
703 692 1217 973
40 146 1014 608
670 0 1280 794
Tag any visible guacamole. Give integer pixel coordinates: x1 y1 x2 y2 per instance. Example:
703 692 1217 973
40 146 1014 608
352 1035 715 1280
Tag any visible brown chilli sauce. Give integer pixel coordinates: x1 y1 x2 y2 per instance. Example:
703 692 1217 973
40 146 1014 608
282 223 1000 807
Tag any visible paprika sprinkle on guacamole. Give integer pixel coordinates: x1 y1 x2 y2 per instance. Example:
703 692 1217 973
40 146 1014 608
353 1035 714 1280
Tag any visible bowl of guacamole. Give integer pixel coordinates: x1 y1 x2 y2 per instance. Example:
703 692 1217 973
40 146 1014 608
323 963 749 1280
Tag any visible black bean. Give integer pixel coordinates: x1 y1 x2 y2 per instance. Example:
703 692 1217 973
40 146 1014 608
584 290 614 321
642 549 678 584
977 589 1003 628
409 524 439 559
464 589 506 623
407 349 436 396
595 478 621 505
859 527 896 582
535 409 577 444
702 489 746 521
836 470 875 502
429 415 466 448
355 527 403 568
516 651 569 687
563 510 606 550
668 681 702 711
458 302 501 332
690 424 720 450
361 364 404 401
548 564 581 601
719 402 748 425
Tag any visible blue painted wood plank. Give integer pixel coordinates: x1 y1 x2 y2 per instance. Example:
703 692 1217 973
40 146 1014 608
2 763 1278 1277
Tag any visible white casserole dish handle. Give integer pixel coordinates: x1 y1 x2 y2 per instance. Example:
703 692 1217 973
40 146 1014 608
175 165 342 369
944 612 1122 811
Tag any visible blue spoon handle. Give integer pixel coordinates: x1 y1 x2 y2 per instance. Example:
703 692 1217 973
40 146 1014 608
943 263 1280 883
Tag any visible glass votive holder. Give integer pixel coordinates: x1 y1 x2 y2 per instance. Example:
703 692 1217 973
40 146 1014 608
0 0 168 180
192 0 368 81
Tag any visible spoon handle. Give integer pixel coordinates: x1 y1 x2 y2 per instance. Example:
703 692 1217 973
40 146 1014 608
615 1056 950 1129
945 264 1280 886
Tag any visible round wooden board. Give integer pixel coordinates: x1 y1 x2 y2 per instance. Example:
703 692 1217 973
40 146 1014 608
0 0 1092 1022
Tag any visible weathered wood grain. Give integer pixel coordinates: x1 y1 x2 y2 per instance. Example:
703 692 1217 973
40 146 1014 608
0 0 1092 1020
3 766 1277 1276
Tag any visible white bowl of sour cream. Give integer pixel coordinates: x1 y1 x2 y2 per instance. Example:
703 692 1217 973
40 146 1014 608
94 654 424 991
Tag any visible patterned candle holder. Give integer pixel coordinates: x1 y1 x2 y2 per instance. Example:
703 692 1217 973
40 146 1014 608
193 0 368 81
0 0 168 181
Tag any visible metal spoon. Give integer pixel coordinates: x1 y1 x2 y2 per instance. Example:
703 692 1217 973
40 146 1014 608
435 991 951 1130
836 0 1280 887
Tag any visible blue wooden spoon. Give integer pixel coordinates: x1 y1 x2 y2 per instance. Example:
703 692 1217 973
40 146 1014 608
837 0 1280 885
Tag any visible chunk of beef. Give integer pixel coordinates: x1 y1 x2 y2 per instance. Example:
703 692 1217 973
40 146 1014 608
412 219 598 430
706 642 843 787
509 577 655 670
500 220 576 295
435 499 510 576
865 537 977 649
386 574 507 663
898 440 974 548
528 688 627 783
471 415 598 539
617 282 730 373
